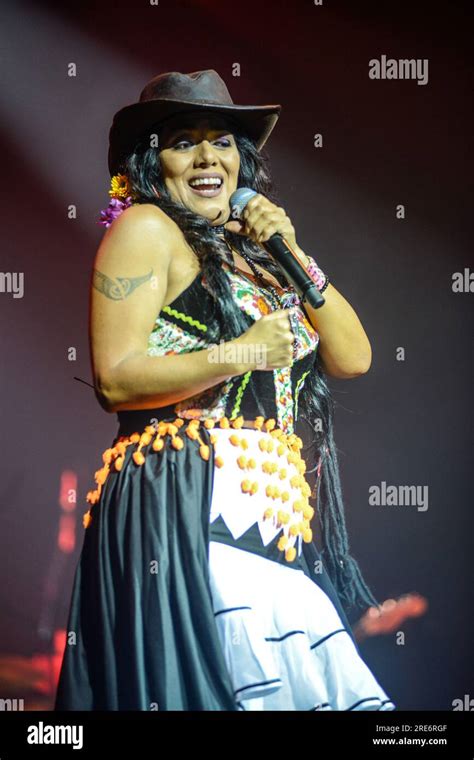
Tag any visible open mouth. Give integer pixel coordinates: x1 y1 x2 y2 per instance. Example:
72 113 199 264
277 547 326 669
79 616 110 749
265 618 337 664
188 176 223 197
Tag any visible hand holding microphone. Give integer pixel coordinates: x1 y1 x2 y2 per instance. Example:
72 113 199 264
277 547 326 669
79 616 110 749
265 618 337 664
225 188 326 309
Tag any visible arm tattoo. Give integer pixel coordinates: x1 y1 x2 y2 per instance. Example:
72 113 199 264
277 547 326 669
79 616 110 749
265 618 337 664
93 268 154 300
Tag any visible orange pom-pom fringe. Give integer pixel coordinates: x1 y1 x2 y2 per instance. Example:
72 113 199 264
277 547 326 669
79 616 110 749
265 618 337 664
83 415 316 562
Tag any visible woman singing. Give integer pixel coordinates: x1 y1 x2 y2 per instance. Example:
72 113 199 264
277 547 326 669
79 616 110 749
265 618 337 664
54 69 396 711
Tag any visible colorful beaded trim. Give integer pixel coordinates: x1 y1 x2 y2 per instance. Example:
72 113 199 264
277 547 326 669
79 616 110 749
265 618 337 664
84 415 316 563
306 256 329 292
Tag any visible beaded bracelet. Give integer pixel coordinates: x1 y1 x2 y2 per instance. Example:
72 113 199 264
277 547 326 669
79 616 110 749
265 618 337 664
306 255 330 293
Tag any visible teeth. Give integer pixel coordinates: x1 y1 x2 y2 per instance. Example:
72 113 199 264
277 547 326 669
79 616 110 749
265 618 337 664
189 177 222 187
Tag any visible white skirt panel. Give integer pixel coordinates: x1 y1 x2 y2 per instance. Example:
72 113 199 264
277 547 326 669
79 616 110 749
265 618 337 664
206 424 396 710
208 542 396 711
208 426 310 553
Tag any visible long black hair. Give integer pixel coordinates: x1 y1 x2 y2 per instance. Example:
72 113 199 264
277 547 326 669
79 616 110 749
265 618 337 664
118 124 380 614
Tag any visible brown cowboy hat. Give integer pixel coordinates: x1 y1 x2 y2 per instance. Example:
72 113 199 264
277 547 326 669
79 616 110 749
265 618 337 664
108 69 282 176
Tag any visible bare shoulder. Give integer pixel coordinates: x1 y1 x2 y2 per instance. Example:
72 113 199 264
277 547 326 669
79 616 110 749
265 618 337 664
111 202 174 229
100 203 177 250
94 207 181 290
97 203 196 268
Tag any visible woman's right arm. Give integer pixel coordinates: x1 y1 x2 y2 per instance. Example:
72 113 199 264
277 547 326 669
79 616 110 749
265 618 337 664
90 204 246 413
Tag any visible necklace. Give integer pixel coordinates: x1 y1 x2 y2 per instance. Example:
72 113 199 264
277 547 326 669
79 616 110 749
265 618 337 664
238 250 284 310
211 224 284 310
211 224 297 363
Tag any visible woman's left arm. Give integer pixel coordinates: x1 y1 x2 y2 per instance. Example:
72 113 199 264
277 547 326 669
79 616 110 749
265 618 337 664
225 194 372 379
292 244 372 379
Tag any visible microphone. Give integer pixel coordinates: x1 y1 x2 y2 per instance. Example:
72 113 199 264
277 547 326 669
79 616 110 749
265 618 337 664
229 188 325 309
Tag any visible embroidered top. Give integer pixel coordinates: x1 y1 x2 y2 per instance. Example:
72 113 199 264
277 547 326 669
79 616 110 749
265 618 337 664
116 256 321 438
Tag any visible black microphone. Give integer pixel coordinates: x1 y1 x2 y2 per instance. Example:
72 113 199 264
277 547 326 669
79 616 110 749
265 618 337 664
229 188 325 309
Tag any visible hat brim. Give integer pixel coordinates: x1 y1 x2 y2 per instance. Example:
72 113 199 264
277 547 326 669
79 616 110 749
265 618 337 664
108 98 281 176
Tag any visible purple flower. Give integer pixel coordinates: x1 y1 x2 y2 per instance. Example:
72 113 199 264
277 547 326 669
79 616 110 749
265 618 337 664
97 196 133 228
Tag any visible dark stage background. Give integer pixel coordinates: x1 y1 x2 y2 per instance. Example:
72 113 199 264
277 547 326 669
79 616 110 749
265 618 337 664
0 0 472 711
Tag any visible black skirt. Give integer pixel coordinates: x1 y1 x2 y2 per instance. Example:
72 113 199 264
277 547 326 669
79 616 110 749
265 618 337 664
54 422 357 711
